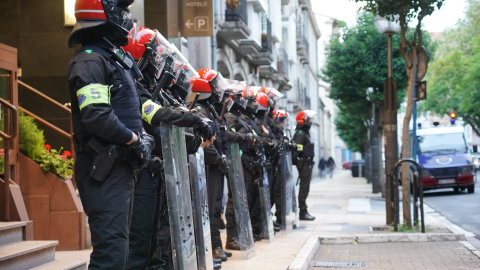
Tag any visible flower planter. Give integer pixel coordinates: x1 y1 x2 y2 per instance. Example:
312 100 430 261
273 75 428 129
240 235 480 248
18 153 87 250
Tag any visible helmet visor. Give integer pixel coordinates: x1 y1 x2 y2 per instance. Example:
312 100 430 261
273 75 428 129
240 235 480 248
264 88 284 99
103 1 134 33
209 72 227 103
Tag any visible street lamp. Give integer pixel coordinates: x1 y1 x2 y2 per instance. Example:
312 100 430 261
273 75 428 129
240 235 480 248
374 15 400 225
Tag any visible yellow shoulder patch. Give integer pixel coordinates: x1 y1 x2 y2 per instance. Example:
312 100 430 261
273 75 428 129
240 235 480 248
77 84 110 110
142 100 162 124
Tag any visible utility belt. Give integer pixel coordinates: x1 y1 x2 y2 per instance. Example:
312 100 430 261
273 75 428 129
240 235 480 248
73 135 136 182
299 156 315 168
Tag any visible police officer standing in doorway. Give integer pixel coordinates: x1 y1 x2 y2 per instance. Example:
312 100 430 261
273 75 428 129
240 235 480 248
67 0 154 268
293 110 316 221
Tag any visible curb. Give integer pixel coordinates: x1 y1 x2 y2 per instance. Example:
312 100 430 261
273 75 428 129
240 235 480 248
287 233 468 270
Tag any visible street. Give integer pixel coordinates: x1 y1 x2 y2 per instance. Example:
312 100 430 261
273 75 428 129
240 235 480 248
423 173 480 239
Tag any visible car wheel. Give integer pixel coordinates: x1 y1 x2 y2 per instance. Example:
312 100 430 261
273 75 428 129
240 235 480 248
467 185 475 194
453 187 459 193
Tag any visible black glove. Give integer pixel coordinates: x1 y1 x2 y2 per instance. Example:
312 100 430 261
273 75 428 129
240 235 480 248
129 133 154 170
193 116 216 141
218 154 229 175
241 133 255 144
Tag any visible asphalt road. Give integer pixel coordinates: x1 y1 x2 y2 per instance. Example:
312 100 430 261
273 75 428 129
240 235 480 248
423 176 480 239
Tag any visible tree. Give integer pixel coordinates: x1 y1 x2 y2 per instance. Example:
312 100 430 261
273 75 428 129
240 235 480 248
422 0 480 136
356 0 445 228
323 12 408 153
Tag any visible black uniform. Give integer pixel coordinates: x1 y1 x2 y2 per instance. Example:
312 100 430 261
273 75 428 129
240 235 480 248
292 124 315 216
68 44 143 269
195 101 227 254
128 82 205 270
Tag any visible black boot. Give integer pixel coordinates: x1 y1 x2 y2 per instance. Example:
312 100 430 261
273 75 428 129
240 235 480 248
213 262 222 270
213 258 222 264
225 237 241 250
212 247 228 261
299 211 316 221
273 221 280 232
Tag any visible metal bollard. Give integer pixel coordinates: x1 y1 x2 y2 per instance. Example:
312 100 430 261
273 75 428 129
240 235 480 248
391 158 425 233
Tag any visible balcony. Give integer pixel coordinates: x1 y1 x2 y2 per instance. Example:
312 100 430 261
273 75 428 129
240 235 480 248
218 0 251 41
274 47 290 90
252 18 273 66
296 34 309 64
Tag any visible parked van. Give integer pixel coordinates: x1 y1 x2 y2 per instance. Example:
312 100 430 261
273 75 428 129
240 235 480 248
416 125 476 193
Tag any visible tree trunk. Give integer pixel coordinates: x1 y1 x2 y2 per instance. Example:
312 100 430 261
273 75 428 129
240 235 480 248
400 49 418 229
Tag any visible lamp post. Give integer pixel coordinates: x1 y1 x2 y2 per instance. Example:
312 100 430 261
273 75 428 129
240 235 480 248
375 15 400 224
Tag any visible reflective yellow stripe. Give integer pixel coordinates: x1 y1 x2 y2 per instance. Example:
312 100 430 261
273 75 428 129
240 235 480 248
231 128 236 132
297 144 304 151
142 100 162 124
252 130 257 136
77 84 110 110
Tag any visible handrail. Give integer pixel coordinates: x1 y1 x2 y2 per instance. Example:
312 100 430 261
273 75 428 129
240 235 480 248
17 80 75 189
20 107 72 139
17 80 71 114
0 97 18 221
391 158 425 233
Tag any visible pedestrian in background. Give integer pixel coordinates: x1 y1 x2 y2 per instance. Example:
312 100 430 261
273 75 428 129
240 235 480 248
327 156 336 178
318 156 326 178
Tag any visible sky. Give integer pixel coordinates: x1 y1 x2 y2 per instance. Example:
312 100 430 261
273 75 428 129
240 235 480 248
311 0 468 33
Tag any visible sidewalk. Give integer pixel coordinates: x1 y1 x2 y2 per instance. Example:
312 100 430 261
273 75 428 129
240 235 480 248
218 169 480 270
58 169 480 269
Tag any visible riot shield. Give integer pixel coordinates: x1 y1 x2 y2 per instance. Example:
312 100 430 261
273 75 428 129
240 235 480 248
226 143 255 259
257 154 275 242
160 124 197 270
279 149 296 231
188 147 213 270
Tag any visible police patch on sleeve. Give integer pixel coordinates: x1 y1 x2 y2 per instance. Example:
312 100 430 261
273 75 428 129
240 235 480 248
76 84 111 110
142 100 162 124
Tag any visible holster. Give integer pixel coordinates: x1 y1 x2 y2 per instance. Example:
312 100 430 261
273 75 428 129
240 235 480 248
87 138 118 182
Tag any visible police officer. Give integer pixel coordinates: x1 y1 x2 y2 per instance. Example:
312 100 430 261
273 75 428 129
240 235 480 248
292 110 317 221
67 1 154 269
223 87 255 249
121 27 215 270
190 69 233 261
269 110 289 228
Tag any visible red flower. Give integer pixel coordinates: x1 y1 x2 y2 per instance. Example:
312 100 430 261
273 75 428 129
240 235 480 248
63 151 72 158
44 144 51 153
0 149 4 157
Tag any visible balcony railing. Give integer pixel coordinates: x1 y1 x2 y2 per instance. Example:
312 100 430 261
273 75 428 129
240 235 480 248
260 17 272 53
218 0 251 42
225 0 248 24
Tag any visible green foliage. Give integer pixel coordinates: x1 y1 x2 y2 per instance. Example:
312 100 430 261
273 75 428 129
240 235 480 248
18 110 46 161
421 0 480 133
323 12 409 152
0 110 73 179
37 147 73 180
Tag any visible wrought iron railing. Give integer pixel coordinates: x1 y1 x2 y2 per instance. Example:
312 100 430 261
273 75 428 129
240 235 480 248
225 0 248 24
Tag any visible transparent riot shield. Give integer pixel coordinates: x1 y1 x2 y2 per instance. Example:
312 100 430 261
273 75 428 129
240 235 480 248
258 155 275 242
160 124 197 270
226 143 255 259
279 149 296 231
188 147 213 270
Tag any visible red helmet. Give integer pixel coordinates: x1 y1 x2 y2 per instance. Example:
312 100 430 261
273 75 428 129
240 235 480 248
123 27 154 60
68 0 135 48
273 110 287 119
296 110 316 124
256 92 269 109
122 27 170 90
190 69 228 103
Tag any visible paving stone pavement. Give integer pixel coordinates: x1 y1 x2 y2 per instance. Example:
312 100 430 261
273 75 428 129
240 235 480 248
309 241 480 270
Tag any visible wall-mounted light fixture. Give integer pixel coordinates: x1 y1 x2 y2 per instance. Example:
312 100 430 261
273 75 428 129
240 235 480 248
64 0 76 26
